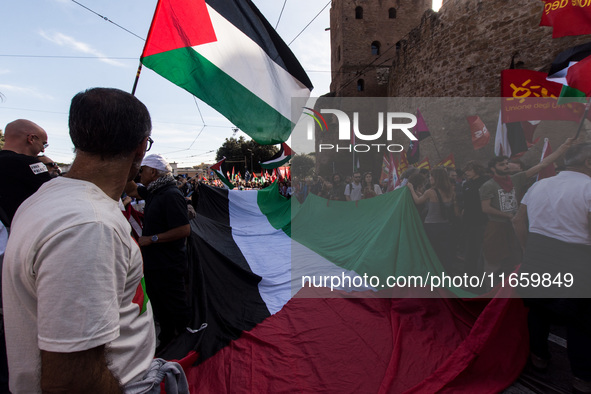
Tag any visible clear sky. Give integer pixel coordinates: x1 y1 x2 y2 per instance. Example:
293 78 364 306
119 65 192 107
0 0 441 167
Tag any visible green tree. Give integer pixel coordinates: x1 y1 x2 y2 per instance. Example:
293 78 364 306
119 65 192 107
216 136 278 176
291 154 315 179
0 129 4 150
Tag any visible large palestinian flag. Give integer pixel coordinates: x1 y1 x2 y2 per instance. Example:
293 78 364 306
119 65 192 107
160 182 529 392
140 0 313 144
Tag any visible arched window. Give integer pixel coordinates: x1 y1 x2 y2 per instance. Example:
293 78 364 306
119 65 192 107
371 41 380 56
389 8 397 19
357 79 365 92
355 6 363 19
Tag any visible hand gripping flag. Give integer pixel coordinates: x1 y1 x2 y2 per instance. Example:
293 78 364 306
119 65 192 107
260 142 294 169
210 157 234 189
140 0 313 145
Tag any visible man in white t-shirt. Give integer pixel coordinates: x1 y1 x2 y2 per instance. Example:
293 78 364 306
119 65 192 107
2 88 159 393
513 142 591 392
344 171 363 201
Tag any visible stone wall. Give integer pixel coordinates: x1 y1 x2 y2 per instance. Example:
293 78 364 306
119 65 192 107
330 0 431 97
389 0 591 98
324 0 591 176
384 0 591 170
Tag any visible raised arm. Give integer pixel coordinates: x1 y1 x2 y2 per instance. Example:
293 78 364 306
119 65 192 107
407 183 431 205
525 137 575 178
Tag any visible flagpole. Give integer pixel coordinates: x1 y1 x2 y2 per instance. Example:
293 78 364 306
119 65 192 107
131 62 143 96
573 96 591 139
430 137 442 163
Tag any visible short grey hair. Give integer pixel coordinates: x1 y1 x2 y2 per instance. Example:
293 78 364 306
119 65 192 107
155 169 171 178
564 142 591 167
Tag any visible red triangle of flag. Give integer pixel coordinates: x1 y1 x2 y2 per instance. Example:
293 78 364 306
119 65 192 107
142 0 217 58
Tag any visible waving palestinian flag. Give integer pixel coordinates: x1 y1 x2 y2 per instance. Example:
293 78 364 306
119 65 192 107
163 183 529 393
141 0 313 144
210 157 234 189
260 142 294 169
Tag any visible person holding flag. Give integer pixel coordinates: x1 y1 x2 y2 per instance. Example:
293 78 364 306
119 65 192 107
479 137 575 275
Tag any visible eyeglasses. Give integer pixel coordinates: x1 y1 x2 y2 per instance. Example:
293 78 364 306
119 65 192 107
146 136 154 152
29 134 49 149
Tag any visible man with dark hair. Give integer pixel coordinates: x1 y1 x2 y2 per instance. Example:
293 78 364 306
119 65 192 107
344 171 363 201
2 88 172 393
479 137 573 274
513 142 591 393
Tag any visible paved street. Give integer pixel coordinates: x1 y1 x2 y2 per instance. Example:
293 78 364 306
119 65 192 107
505 327 575 394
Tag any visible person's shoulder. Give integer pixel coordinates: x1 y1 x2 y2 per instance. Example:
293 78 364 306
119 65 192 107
0 150 40 163
511 171 528 182
480 177 497 188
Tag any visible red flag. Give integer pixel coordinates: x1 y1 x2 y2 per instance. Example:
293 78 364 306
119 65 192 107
436 153 455 169
379 153 394 183
121 203 143 241
466 116 490 150
414 109 431 141
416 157 431 171
537 138 557 180
397 151 408 178
566 54 591 97
501 69 585 122
540 0 591 38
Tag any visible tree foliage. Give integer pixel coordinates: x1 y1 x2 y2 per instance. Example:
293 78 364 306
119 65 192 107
215 136 278 176
0 129 4 150
290 154 315 179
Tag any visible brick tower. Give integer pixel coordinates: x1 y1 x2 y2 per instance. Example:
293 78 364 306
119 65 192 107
329 0 432 97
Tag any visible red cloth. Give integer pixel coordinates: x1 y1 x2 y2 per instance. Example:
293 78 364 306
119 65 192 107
540 0 591 38
178 287 528 393
493 175 514 193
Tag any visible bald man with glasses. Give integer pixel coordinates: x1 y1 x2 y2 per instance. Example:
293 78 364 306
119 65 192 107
0 119 52 393
0 119 52 228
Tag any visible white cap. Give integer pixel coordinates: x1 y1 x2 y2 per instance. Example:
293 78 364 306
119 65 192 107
141 154 172 173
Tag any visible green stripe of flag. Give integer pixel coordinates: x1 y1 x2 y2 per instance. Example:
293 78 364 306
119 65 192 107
557 84 587 105
142 47 294 145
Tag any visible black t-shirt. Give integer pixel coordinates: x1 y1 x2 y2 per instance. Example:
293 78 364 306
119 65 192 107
462 176 489 226
138 183 190 271
0 150 52 226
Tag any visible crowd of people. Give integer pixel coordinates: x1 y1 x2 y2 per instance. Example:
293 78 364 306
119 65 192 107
0 87 589 392
284 136 590 391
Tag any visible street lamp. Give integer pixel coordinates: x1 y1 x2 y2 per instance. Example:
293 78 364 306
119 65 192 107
246 149 254 173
